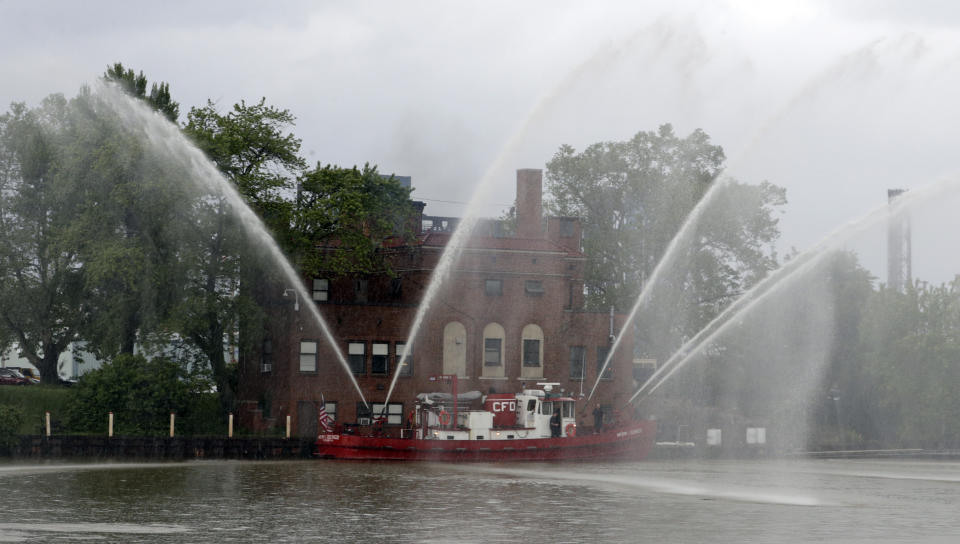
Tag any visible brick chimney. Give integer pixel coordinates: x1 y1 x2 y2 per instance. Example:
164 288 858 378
516 169 543 239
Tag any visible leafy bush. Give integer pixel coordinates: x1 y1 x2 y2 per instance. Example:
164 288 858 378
0 404 24 452
63 354 217 436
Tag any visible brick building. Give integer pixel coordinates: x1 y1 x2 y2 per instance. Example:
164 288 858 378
237 169 635 437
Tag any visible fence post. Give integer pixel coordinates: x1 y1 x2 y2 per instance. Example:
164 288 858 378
228 412 234 438
170 412 175 438
108 412 114 437
286 415 291 439
45 411 51 437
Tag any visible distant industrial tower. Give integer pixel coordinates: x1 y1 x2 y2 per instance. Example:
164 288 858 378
887 189 911 292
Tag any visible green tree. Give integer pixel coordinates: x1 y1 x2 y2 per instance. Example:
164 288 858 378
857 279 960 449
180 99 306 412
68 72 190 359
292 163 416 276
0 97 89 383
104 62 180 122
63 354 216 436
184 98 303 233
546 124 785 345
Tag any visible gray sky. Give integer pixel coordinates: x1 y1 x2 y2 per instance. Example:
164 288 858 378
3 0 960 283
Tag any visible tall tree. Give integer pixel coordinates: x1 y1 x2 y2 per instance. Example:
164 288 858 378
72 66 186 358
292 163 416 277
546 124 785 347
0 97 88 383
180 99 306 411
104 62 180 122
857 279 960 449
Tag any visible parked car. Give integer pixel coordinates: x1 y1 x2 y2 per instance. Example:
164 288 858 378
5 367 40 384
0 368 32 385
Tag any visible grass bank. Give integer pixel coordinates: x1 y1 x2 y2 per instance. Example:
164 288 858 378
0 385 71 434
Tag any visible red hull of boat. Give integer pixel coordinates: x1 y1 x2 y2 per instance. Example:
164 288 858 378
315 420 656 461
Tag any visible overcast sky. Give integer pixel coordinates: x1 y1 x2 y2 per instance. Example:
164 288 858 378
3 0 960 283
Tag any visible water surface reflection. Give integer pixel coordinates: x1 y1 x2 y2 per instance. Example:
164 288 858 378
1 459 959 542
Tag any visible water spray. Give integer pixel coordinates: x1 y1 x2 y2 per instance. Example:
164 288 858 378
627 174 958 406
99 83 369 408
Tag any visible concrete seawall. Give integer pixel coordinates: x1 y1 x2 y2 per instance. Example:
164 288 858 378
7 435 315 460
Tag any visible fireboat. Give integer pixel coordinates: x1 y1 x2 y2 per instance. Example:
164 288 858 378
315 375 656 461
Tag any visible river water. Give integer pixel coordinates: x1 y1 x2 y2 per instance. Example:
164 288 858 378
1 458 959 543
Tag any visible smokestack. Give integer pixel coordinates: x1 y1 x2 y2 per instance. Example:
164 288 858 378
516 169 543 239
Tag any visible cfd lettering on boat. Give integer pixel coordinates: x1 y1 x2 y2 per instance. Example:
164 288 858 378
491 401 517 412
319 434 340 441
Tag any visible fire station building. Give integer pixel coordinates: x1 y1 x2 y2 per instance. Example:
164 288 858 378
237 169 635 437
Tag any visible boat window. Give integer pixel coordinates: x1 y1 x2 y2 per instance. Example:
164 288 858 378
562 401 575 418
541 401 553 415
526 399 536 412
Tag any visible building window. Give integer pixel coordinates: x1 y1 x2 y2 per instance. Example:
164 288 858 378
484 338 502 366
322 401 337 424
356 404 372 424
348 341 365 374
299 340 318 373
354 279 368 303
312 278 329 302
523 339 540 367
560 218 575 237
372 342 389 375
396 342 413 376
524 280 544 295
371 402 404 425
633 359 657 383
520 324 544 379
390 277 402 299
569 346 586 379
482 323 506 378
260 339 273 373
485 279 502 296
597 346 613 380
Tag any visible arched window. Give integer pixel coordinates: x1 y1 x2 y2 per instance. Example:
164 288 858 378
481 323 505 379
442 322 467 377
520 324 544 379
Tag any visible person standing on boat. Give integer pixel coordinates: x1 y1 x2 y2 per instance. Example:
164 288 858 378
550 409 562 437
593 405 604 434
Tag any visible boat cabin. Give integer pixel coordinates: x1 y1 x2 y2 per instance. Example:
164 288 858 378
419 388 578 441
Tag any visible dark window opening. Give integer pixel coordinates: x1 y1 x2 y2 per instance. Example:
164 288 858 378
525 280 544 295
523 339 541 367
261 339 273 373
597 346 613 380
372 342 389 375
354 279 368 303
484 338 502 366
390 277 402 299
569 346 586 379
396 342 413 376
348 341 365 374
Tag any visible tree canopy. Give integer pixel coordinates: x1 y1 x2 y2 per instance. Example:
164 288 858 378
293 163 416 277
546 124 786 342
104 62 180 122
0 97 89 383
